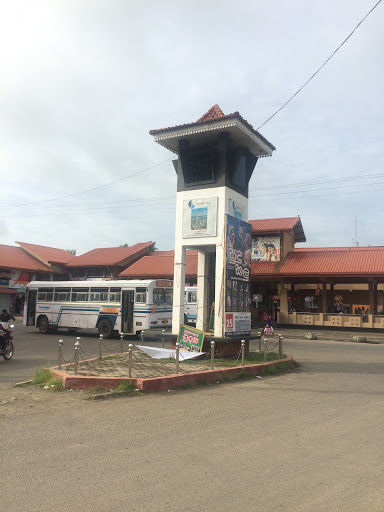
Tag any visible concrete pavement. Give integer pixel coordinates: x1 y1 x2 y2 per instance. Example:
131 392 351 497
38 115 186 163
2 336 384 512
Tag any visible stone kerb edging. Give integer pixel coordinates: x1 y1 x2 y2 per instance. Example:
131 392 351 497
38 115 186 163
50 356 294 393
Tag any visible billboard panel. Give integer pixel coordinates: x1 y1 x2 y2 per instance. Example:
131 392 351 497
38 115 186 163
225 215 251 337
182 197 217 238
251 236 281 261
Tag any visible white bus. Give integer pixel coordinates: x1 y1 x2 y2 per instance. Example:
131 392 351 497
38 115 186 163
184 286 197 325
24 280 173 337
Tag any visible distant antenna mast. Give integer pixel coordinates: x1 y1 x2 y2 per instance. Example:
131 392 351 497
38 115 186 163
355 216 359 247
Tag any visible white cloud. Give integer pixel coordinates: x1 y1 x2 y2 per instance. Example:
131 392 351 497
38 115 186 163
1 0 383 253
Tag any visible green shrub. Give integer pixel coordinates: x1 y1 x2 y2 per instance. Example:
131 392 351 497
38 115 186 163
115 380 135 393
32 368 64 392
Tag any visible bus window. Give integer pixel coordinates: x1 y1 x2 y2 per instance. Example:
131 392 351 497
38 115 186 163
135 287 146 304
54 288 71 302
72 287 89 302
109 287 121 303
37 288 53 301
90 288 108 302
188 291 197 303
153 288 165 304
165 288 173 304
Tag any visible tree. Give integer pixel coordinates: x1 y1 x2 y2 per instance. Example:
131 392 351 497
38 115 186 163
66 249 76 255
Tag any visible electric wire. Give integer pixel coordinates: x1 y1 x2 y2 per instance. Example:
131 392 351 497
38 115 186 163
4 3 381 210
0 157 173 208
256 0 383 130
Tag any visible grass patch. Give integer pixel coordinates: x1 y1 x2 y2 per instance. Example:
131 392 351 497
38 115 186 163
32 368 64 392
115 380 135 393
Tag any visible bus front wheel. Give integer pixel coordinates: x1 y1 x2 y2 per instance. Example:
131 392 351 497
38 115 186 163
39 316 50 334
98 319 113 339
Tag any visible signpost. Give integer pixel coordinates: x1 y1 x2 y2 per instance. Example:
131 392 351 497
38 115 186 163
178 324 205 352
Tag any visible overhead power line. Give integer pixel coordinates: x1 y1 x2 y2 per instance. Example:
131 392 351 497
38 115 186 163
0 157 173 209
256 0 382 130
4 2 381 209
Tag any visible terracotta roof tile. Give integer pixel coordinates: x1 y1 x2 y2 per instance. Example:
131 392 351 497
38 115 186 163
252 246 384 277
66 242 154 267
250 217 306 243
16 241 76 265
0 245 53 272
119 252 197 279
249 217 301 232
196 104 225 122
149 105 276 151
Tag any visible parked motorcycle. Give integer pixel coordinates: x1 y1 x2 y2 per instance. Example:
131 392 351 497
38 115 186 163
1 324 14 360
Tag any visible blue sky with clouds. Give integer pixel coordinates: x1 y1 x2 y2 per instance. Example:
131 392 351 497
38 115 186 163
1 0 383 254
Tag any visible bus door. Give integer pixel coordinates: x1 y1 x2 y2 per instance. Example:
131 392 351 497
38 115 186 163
26 290 37 326
121 290 134 334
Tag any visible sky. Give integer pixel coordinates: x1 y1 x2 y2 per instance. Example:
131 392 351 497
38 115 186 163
1 0 383 255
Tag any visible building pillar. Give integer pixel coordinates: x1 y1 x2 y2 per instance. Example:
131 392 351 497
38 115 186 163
279 284 289 323
369 281 377 316
196 250 209 332
214 244 225 338
322 283 327 315
172 244 186 335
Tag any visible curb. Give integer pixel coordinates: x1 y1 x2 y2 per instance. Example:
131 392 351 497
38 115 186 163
50 357 295 393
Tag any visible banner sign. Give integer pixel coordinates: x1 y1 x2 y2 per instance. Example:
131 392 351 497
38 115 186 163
251 236 281 261
225 214 251 337
177 324 205 352
182 197 217 238
9 270 30 290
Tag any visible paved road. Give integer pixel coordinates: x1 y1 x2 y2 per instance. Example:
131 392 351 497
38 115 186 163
2 325 384 511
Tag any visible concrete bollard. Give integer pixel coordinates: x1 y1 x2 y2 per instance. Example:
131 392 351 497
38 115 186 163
98 334 103 359
74 337 81 375
241 339 245 366
120 332 124 354
175 343 180 374
258 331 261 351
162 329 165 349
58 339 63 370
279 335 284 358
210 341 215 370
263 337 268 362
141 330 144 345
128 344 133 378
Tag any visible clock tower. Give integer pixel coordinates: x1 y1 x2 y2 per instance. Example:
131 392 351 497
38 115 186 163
150 105 275 337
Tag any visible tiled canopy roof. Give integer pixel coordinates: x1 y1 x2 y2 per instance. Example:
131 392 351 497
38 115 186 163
252 246 384 277
196 104 225 122
149 104 276 152
119 251 198 279
250 217 306 243
0 245 52 272
67 242 154 267
16 241 76 265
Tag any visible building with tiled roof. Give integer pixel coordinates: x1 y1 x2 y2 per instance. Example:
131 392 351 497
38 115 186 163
66 242 155 279
120 251 198 282
0 244 54 314
119 217 384 331
16 241 76 266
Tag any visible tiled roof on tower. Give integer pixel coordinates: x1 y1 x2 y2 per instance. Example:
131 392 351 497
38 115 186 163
196 104 225 122
150 105 275 155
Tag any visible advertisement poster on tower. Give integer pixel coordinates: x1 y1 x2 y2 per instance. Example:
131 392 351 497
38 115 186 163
224 214 252 337
182 197 217 239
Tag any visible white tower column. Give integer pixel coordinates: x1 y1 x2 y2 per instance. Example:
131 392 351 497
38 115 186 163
196 250 209 331
172 244 186 334
214 243 225 337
